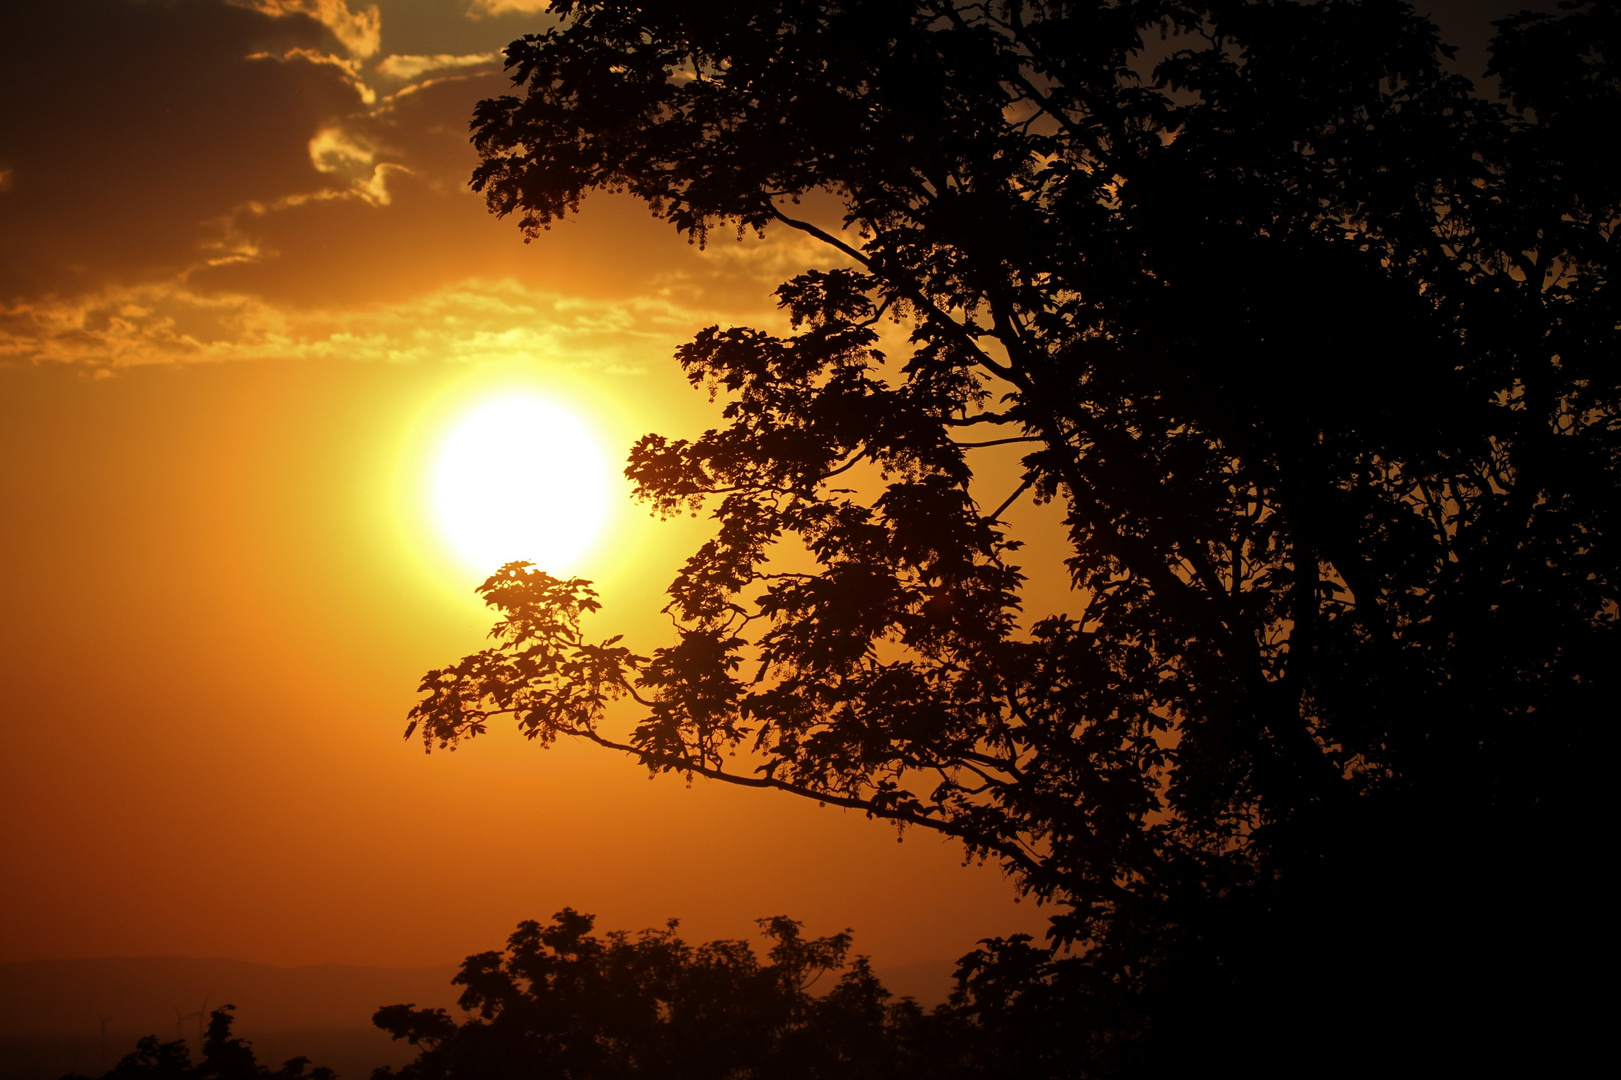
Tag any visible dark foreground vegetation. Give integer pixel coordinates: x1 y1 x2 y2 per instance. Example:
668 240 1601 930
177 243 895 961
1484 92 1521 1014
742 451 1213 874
370 910 1069 1080
409 0 1616 1074
70 910 1144 1080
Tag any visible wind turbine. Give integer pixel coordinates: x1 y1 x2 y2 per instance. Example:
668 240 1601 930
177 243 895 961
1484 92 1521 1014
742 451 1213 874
190 995 210 1047
173 994 209 1050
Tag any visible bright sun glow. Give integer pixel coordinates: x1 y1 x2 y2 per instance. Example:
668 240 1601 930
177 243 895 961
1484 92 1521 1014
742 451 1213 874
429 394 613 576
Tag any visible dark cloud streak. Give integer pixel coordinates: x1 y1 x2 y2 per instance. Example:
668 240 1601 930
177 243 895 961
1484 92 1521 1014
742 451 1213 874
0 0 363 302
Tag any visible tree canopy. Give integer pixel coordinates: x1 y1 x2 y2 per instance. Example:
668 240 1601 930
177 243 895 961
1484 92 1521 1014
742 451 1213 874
407 0 1616 1070
372 909 1156 1080
372 911 948 1080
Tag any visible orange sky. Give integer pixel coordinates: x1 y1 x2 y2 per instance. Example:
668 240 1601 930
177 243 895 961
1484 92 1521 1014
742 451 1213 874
0 0 1050 971
0 0 1529 975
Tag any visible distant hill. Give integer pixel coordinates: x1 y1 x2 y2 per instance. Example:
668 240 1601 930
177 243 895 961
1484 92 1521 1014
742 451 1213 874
0 956 458 1080
869 957 957 1009
0 953 957 1080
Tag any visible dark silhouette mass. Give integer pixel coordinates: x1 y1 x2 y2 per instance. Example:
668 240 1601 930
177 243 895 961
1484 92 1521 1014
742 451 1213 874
408 1 1616 1073
62 1007 332 1080
369 909 1165 1080
371 911 962 1080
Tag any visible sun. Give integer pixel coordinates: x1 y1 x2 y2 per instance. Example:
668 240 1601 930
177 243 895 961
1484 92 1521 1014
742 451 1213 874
428 393 614 577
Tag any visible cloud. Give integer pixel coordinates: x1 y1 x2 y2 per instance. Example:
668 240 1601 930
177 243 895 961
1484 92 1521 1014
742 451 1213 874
466 0 554 16
249 44 379 104
307 125 406 204
0 0 363 302
375 52 499 82
175 69 763 312
0 277 715 371
0 1 833 374
235 0 382 59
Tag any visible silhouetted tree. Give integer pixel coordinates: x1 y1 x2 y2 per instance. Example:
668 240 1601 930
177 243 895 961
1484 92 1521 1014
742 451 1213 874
64 1007 332 1080
371 910 981 1080
408 1 1616 1072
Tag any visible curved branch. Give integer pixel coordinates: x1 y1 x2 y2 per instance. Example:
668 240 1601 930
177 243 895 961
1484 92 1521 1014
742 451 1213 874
565 723 1147 912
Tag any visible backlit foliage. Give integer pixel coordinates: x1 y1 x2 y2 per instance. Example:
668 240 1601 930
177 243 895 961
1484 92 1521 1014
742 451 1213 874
409 2 1616 1068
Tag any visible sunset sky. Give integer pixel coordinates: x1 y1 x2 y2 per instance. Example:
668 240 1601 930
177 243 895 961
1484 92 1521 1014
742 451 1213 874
0 0 1053 973
1 0 1526 974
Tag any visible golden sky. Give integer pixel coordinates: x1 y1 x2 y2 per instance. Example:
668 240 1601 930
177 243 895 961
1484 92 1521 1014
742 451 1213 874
0 0 1527 974
0 0 1050 971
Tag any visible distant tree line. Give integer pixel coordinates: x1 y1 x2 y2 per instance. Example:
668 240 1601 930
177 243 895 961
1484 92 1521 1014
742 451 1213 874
367 909 1096 1080
70 910 1103 1080
62 1006 332 1080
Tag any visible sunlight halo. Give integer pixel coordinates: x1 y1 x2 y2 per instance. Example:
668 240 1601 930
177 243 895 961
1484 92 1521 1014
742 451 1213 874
428 393 613 578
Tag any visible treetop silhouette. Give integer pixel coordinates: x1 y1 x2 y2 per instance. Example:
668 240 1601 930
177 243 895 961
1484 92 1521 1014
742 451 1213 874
407 0 1615 1068
372 908 1125 1080
64 1006 333 1080
372 909 959 1080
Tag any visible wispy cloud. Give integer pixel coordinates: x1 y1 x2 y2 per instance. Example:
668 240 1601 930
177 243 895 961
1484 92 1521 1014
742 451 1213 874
466 0 553 17
247 45 377 103
235 0 382 58
306 126 408 204
0 0 819 374
375 52 500 82
1 278 724 372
